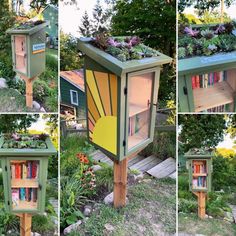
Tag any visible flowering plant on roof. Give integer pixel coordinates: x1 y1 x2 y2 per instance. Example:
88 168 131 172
91 34 159 62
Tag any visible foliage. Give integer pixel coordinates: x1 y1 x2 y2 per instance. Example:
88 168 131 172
142 130 176 159
0 115 39 134
79 11 93 37
178 114 226 152
178 0 235 15
60 31 82 70
32 214 55 233
95 166 114 193
30 0 58 14
178 22 236 58
212 154 236 191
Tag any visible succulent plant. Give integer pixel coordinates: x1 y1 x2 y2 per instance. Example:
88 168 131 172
214 24 226 34
178 47 186 59
224 22 234 34
116 54 127 62
184 26 199 37
105 46 123 56
201 29 216 39
187 44 194 56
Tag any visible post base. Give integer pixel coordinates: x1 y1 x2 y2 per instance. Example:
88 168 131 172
16 213 32 236
193 191 206 219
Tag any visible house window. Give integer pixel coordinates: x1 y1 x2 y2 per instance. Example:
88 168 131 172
70 90 78 105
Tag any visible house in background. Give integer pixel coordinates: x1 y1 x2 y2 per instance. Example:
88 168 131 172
60 70 86 119
41 4 58 49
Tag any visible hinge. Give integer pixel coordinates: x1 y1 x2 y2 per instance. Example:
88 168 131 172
7 201 10 205
123 140 126 146
124 87 127 95
183 86 188 95
5 166 7 171
39 184 42 190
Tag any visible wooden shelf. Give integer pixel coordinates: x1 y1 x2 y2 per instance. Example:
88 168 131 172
128 133 146 149
193 173 207 177
16 52 26 57
12 200 37 210
193 81 234 112
11 160 27 164
192 187 207 190
11 179 39 188
129 104 149 117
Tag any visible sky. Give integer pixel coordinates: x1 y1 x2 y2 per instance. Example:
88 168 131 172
59 0 107 37
28 115 48 133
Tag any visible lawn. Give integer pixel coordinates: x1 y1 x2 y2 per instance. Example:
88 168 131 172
179 213 236 236
69 177 176 236
0 88 35 112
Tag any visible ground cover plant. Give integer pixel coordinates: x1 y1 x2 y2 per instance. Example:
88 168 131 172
178 21 236 58
91 35 159 62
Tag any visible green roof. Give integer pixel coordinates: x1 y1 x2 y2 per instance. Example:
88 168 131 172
6 21 48 35
78 37 172 76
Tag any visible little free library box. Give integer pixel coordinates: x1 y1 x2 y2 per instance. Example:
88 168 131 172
178 22 236 112
7 21 48 78
0 134 56 214
185 149 213 193
78 36 172 161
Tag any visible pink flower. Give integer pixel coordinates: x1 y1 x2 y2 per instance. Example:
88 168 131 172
184 27 199 37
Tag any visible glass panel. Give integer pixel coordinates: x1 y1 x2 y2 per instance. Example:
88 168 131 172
192 160 207 190
72 91 78 103
128 72 154 150
14 36 27 74
10 160 39 210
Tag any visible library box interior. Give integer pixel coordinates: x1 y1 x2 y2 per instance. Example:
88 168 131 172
0 134 56 214
185 149 213 193
78 37 172 161
178 23 236 113
7 21 48 78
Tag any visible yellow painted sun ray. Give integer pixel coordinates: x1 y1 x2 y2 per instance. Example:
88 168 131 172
86 70 105 117
87 88 100 122
94 71 111 116
110 74 117 116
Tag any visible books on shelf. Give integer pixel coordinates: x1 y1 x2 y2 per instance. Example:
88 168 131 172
11 161 39 180
192 176 207 188
192 162 206 174
128 115 140 136
191 71 227 89
12 188 38 204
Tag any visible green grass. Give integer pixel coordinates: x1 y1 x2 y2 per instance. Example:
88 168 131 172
179 213 236 236
0 88 36 112
78 177 176 236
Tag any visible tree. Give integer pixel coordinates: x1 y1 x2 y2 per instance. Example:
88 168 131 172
178 0 235 16
30 0 58 14
178 114 226 152
60 31 82 70
92 0 110 36
0 115 39 133
79 11 92 37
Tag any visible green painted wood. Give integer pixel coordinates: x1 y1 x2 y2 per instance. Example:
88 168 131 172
185 151 213 193
60 76 86 113
78 38 172 77
178 75 190 112
7 22 48 78
81 38 171 162
0 136 56 214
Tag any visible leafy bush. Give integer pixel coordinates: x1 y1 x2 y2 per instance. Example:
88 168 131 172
178 198 198 213
95 166 114 193
33 80 51 103
32 214 54 233
141 131 176 159
212 154 236 191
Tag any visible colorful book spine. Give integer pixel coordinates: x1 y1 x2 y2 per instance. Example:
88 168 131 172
12 188 19 206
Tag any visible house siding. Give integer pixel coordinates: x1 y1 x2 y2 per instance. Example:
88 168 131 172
60 77 86 117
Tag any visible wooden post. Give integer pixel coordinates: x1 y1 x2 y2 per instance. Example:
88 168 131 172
113 158 128 208
198 192 206 219
193 192 206 219
18 213 32 236
18 74 36 108
25 79 33 108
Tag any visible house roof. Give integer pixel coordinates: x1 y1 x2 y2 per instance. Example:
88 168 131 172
60 70 85 92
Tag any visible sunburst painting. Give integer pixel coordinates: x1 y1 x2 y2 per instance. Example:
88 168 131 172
86 70 118 155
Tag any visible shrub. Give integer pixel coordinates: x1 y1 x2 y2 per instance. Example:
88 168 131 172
32 214 54 233
95 166 114 193
178 198 198 213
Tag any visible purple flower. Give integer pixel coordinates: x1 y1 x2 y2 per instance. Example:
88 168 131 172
12 133 20 141
184 27 199 37
130 36 140 46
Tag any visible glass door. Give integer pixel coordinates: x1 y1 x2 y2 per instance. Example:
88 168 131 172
127 71 155 151
10 159 40 211
14 35 27 74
